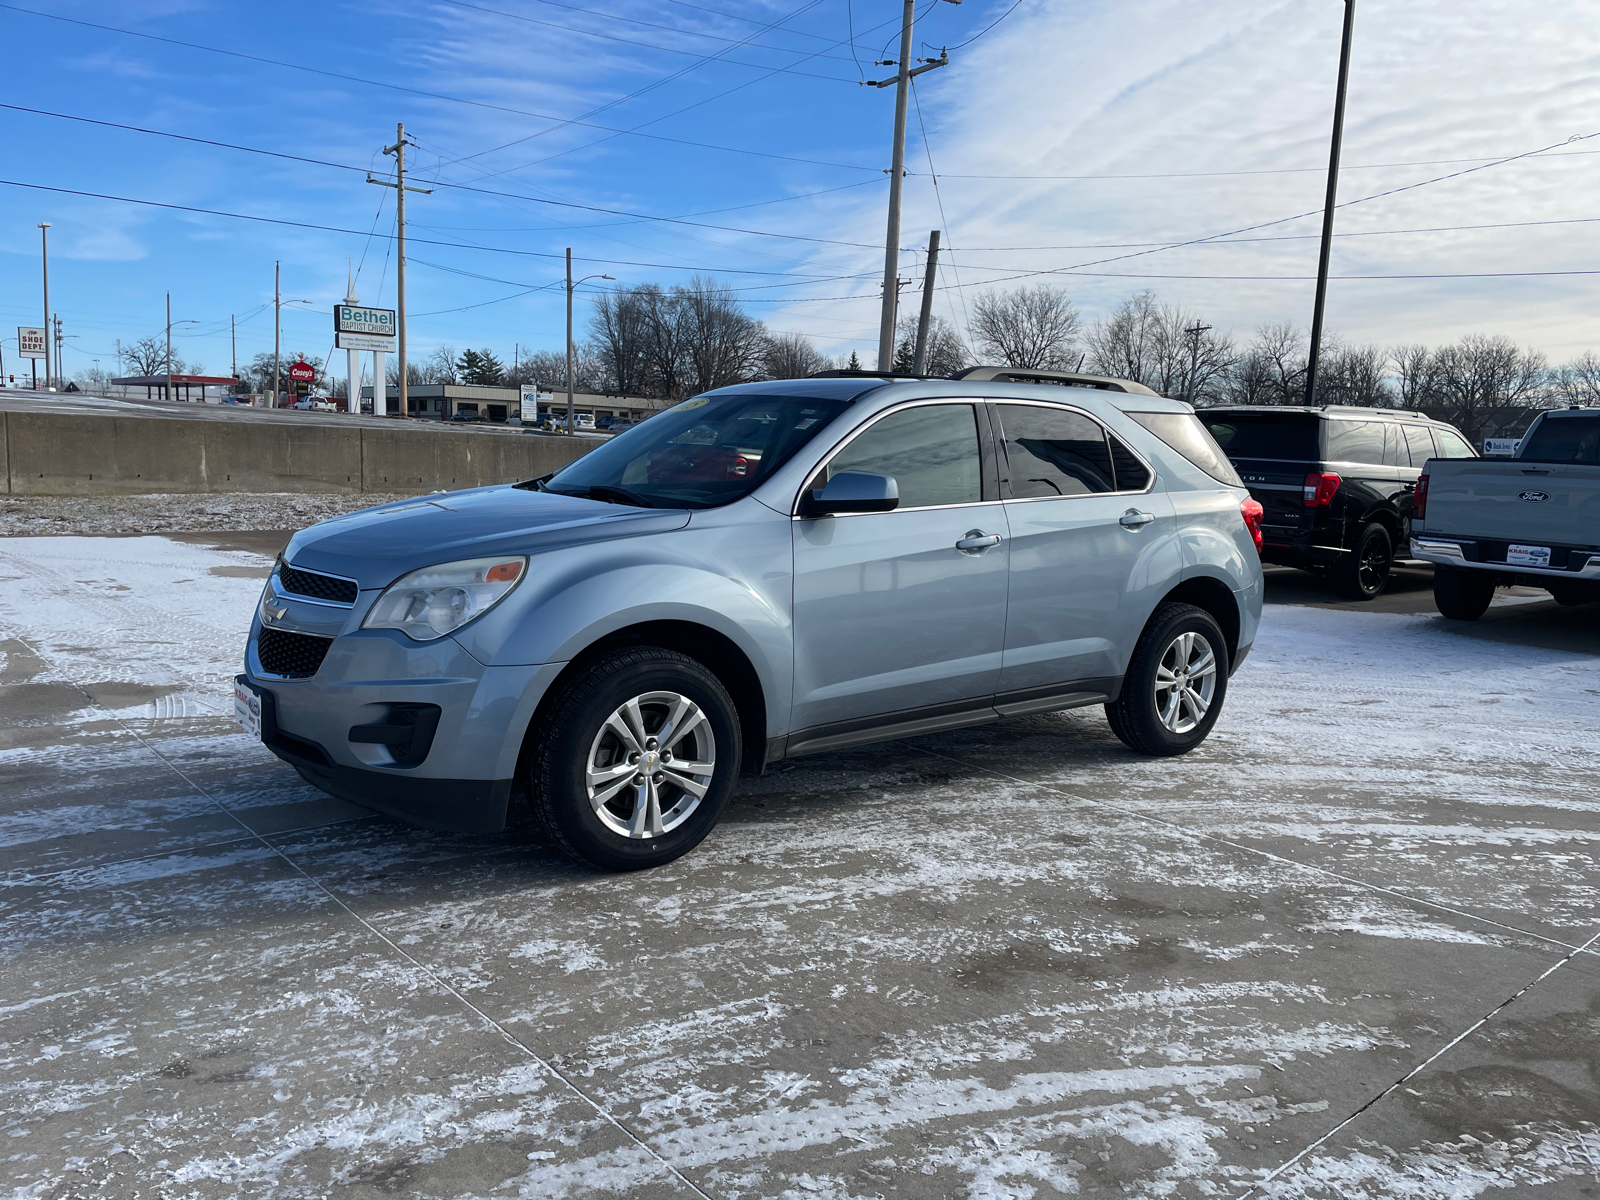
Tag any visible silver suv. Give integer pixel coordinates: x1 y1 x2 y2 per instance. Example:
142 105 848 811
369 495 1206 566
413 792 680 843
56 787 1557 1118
236 376 1263 869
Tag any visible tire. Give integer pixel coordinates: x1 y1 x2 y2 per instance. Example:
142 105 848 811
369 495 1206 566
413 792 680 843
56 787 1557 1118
1548 584 1591 608
1333 521 1392 600
1105 603 1229 757
530 647 741 871
1433 566 1495 621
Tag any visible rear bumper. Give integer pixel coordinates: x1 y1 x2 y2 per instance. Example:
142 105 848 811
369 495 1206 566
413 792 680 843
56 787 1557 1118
1410 537 1600 587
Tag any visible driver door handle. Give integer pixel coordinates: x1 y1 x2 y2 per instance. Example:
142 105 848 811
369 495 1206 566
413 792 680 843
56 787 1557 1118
955 530 1002 553
1119 509 1156 529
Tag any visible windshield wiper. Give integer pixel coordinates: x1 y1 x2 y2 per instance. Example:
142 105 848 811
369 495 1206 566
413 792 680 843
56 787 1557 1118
583 484 656 509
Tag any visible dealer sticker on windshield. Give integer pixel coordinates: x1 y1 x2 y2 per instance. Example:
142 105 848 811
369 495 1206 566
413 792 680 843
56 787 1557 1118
234 678 262 740
1506 544 1552 568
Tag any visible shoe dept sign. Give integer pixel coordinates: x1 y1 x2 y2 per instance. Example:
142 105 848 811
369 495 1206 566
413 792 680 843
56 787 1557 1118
333 304 397 351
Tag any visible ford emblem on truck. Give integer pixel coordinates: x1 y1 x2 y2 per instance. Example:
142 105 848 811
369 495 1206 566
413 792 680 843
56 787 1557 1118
1518 490 1550 503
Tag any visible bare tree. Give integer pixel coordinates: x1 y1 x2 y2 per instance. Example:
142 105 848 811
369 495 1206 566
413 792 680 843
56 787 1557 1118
511 348 601 393
588 287 653 396
678 277 766 395
1551 350 1600 406
892 314 969 377
761 331 827 380
120 336 183 377
1428 334 1547 444
424 346 459 384
971 285 1081 369
1318 344 1393 407
1390 344 1438 410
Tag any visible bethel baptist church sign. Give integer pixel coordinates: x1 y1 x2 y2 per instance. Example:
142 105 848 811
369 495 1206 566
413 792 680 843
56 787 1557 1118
334 304 397 351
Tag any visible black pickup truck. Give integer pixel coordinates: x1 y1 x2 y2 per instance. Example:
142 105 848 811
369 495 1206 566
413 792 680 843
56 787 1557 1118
1201 406 1477 599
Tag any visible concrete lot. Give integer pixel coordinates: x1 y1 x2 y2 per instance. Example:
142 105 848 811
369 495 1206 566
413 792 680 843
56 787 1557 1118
1 537 1597 1198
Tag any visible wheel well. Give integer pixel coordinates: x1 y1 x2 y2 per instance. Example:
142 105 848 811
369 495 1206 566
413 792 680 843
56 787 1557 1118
518 621 769 780
1159 576 1240 664
1362 508 1402 548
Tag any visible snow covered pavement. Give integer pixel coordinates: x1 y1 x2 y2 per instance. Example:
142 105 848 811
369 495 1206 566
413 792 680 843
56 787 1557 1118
1 534 1597 1199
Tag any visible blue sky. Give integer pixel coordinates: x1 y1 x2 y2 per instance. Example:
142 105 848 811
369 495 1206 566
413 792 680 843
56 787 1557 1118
2 0 1597 385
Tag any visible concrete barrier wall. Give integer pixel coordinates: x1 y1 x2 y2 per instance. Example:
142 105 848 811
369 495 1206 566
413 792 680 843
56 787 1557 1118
1 410 596 496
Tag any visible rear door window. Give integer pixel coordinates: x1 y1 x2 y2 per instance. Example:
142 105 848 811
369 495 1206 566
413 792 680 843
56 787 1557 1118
996 404 1115 497
1518 414 1600 463
1402 424 1437 465
1202 414 1318 460
1325 421 1387 465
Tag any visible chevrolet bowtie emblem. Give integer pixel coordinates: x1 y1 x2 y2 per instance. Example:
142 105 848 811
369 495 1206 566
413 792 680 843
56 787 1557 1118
262 598 289 624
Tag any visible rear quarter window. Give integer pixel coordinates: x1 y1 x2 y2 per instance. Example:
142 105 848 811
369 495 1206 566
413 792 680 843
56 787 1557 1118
1202 414 1318 461
1128 412 1241 486
1324 420 1387 465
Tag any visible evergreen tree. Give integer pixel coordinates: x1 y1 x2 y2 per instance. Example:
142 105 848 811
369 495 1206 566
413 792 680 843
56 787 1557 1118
456 348 506 385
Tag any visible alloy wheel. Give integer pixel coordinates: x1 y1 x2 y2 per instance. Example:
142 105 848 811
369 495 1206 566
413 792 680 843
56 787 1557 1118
585 690 717 839
1152 631 1217 735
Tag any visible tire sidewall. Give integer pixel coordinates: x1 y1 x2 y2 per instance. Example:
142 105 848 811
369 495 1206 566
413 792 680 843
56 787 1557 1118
1123 606 1229 754
535 652 741 870
1340 522 1392 600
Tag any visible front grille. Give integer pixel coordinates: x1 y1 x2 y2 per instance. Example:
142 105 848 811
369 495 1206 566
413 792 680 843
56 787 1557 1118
257 627 334 678
277 564 358 606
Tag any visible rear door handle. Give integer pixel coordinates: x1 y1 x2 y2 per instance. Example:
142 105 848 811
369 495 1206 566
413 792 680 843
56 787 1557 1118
956 530 1002 553
1119 509 1156 529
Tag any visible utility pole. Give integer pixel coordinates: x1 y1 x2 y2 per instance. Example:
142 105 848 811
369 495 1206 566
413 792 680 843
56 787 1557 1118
53 314 63 385
273 261 281 408
38 222 50 390
231 314 237 381
867 2 953 371
911 230 941 376
368 122 431 418
1183 321 1212 406
343 262 360 416
1305 0 1356 406
166 292 174 402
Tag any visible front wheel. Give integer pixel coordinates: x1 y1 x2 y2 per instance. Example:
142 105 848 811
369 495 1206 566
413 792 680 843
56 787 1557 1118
1105 603 1229 757
531 647 741 871
1433 566 1495 621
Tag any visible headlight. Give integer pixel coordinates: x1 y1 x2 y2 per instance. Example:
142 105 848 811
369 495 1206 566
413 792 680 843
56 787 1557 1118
362 556 527 641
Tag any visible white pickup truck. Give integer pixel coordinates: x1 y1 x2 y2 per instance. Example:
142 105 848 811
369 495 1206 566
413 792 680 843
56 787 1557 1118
1411 406 1600 618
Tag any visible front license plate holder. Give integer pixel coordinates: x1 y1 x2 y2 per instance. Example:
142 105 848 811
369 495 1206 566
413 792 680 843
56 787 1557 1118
234 675 263 740
1506 544 1552 568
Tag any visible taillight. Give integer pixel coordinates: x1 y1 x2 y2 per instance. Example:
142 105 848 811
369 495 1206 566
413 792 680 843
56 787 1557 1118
1414 472 1429 521
1303 471 1341 508
1240 498 1264 552
730 455 749 478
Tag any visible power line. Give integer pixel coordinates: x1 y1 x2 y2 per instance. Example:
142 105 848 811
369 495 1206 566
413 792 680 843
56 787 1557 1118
0 101 898 250
0 3 881 175
940 0 1023 50
0 178 860 279
928 147 1600 181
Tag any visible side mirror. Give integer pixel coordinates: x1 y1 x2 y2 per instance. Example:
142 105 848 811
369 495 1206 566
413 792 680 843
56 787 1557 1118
801 471 899 517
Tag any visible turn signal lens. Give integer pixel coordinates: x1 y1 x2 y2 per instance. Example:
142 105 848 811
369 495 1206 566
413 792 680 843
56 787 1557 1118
1413 472 1429 521
1303 471 1341 508
1240 497 1265 552
363 555 528 641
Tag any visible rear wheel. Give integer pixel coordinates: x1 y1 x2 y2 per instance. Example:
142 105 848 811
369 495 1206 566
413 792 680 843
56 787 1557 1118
1333 521 1392 600
1548 584 1594 608
1433 566 1495 621
1105 603 1229 757
530 647 741 871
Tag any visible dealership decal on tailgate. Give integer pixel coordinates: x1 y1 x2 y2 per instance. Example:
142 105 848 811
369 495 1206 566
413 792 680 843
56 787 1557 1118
1506 544 1552 568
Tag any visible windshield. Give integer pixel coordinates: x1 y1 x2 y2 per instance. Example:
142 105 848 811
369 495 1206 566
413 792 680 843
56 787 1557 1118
1519 412 1600 464
1202 413 1319 461
542 393 850 508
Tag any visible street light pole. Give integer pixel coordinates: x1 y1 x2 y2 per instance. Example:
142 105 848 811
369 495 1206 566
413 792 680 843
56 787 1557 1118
273 261 281 408
564 248 614 433
38 222 50 390
166 292 173 402
1304 0 1356 406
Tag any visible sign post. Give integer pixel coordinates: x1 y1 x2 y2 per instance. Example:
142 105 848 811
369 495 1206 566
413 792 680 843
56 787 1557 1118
18 327 46 389
288 360 316 402
335 304 396 417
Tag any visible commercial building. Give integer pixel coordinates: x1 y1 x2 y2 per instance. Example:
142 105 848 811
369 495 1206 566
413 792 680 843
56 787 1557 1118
359 383 663 424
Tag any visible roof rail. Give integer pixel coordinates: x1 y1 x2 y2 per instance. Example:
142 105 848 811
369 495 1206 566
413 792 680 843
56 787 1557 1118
807 368 935 380
950 365 1162 396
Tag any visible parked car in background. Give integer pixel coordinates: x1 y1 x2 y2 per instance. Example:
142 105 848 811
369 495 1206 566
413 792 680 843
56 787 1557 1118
1411 405 1600 618
449 409 485 423
292 396 337 412
237 374 1263 871
1201 406 1477 599
547 412 597 432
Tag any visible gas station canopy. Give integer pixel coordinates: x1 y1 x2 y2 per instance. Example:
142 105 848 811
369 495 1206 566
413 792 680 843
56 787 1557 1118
110 375 241 402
